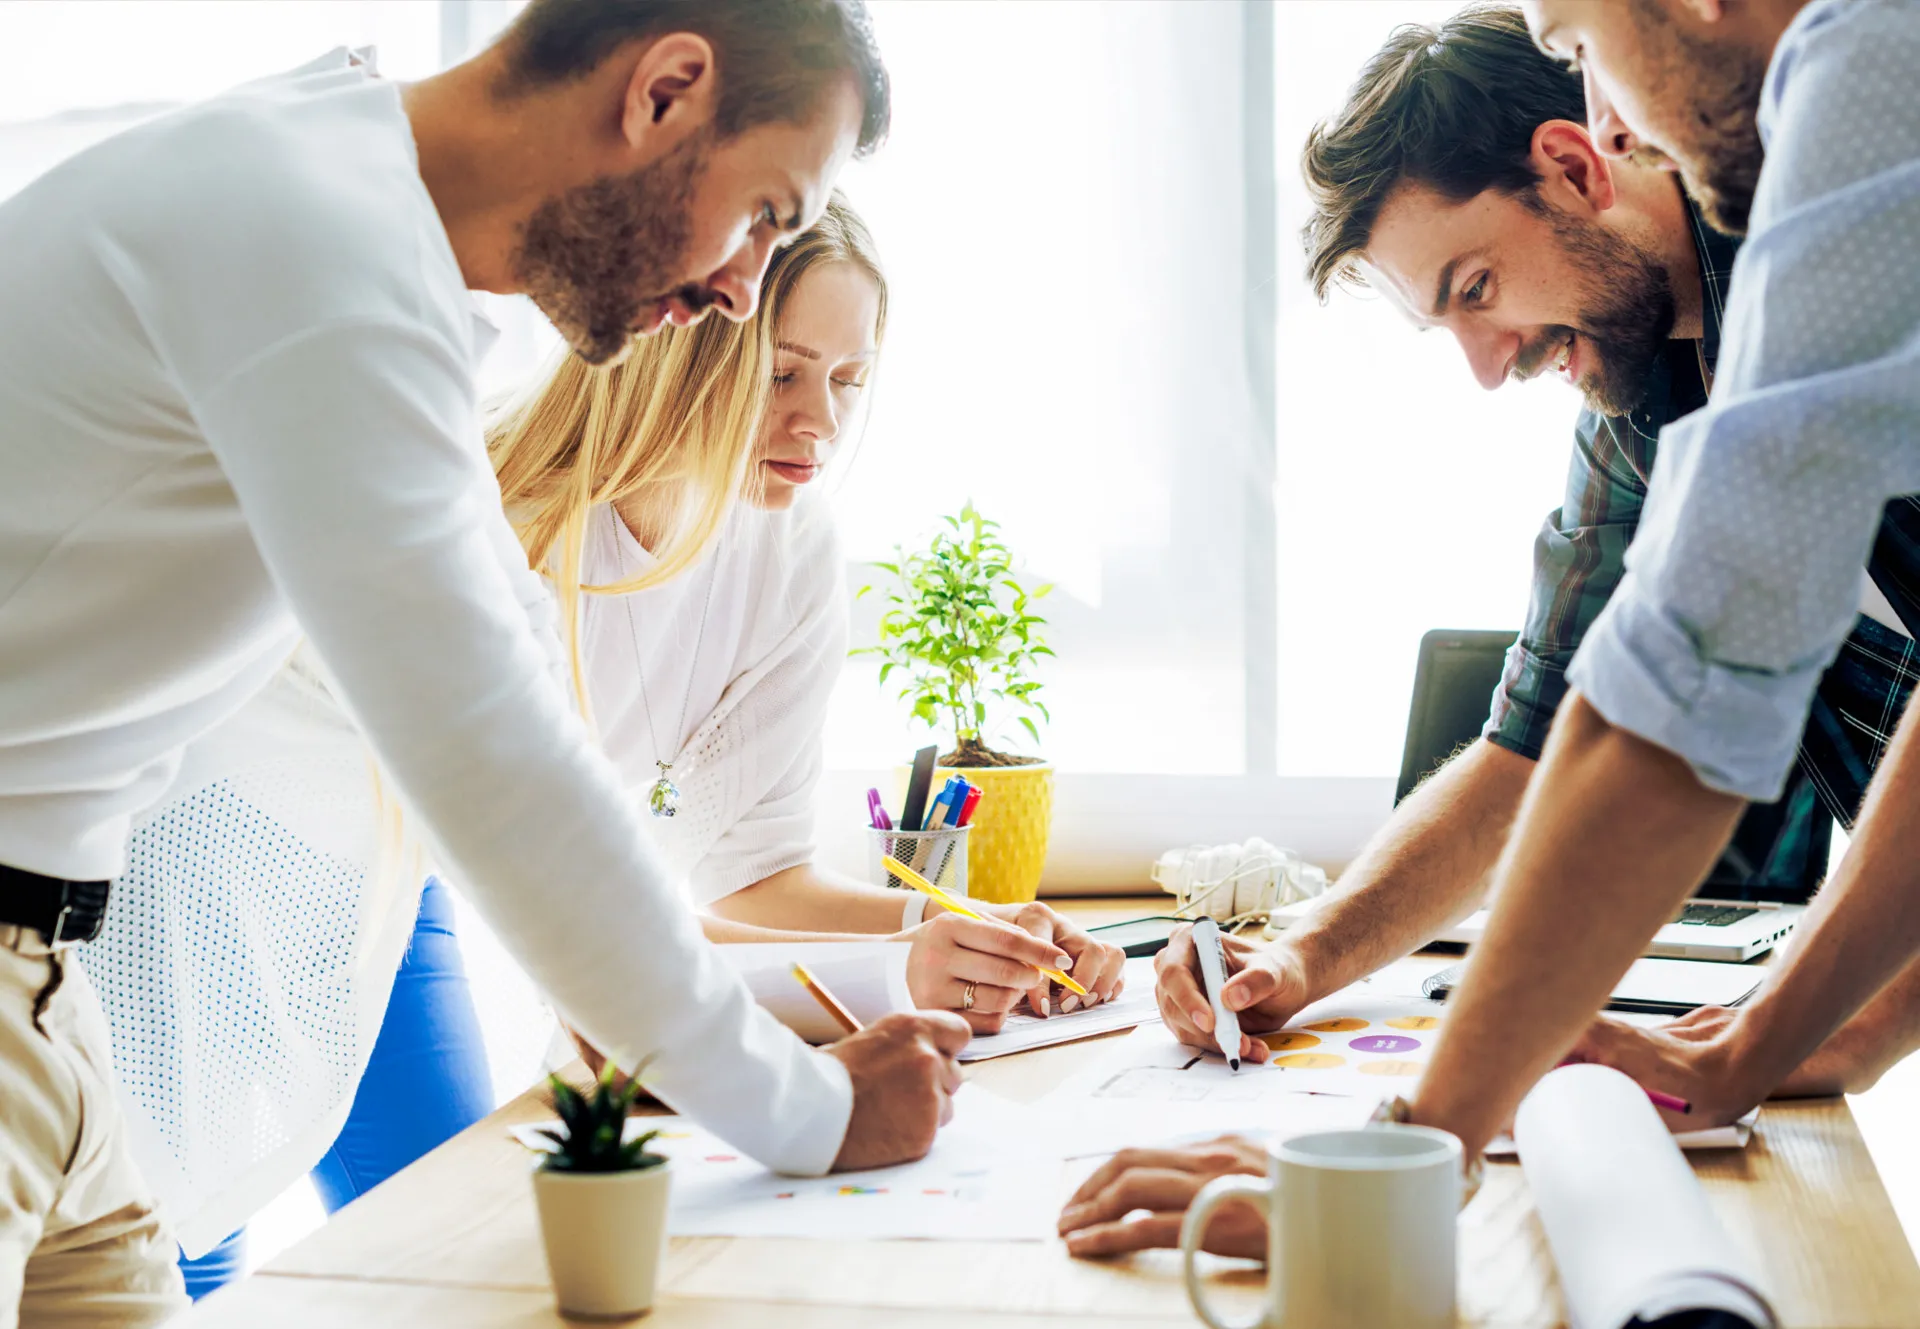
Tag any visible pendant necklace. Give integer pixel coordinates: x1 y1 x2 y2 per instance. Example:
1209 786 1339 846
627 554 721 819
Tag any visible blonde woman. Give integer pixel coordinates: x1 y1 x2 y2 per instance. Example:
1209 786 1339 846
82 198 1122 1296
493 201 1125 1040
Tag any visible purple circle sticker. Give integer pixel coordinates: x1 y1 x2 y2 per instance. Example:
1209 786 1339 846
1348 1034 1421 1054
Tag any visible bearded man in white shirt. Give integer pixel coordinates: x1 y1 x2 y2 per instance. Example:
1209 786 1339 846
0 3 996 1323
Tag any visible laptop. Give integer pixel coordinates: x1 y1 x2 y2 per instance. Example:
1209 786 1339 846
1277 629 1809 962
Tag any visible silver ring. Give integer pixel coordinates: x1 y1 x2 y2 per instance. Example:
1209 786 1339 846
962 981 976 1011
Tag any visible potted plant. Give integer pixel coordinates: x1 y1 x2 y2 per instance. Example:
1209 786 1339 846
856 502 1055 903
528 1065 671 1320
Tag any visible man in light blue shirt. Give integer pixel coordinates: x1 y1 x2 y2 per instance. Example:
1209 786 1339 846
1408 0 1920 1158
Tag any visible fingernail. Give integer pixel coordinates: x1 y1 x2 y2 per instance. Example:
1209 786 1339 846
1059 1204 1085 1229
1054 955 1072 969
1062 996 1081 1013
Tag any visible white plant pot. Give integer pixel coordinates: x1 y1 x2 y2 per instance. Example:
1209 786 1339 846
532 1161 672 1320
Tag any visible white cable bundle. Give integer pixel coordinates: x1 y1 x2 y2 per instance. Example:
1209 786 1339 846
1150 837 1328 928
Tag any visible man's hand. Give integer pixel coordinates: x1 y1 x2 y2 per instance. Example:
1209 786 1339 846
1057 1136 1269 1259
902 905 1121 1034
827 1011 971 1170
1569 1001 1889 1128
1565 1008 1763 1128
1154 925 1311 1064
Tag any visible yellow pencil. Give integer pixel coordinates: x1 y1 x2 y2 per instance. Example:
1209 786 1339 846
881 854 1091 998
791 962 864 1037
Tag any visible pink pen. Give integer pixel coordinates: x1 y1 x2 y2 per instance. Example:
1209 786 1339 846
1644 1087 1692 1116
1557 1057 1691 1115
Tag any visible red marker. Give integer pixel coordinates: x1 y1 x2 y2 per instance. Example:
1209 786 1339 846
956 786 983 826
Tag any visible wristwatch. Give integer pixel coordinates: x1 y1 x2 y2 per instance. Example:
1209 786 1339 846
1369 1095 1484 1209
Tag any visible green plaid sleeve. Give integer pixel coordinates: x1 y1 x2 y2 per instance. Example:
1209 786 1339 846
1484 407 1655 761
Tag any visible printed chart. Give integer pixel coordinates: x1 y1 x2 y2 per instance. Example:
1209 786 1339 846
1252 993 1447 1096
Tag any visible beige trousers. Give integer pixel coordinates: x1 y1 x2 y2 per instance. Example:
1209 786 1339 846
0 926 185 1328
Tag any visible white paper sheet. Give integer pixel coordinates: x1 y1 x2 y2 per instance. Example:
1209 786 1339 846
716 942 914 1045
1030 1025 1379 1158
1515 1064 1777 1329
956 955 1162 1061
513 1088 1063 1240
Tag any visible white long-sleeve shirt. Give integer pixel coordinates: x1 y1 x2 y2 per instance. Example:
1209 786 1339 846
0 52 851 1174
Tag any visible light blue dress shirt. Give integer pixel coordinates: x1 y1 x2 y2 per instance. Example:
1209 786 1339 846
1567 0 1920 801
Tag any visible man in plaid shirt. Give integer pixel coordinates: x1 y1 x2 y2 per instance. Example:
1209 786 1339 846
1058 2 1920 1258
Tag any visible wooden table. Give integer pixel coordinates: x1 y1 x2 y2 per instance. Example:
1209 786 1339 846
177 900 1920 1328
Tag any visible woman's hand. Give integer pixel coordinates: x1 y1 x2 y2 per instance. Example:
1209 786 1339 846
901 902 1126 1033
984 900 1128 1020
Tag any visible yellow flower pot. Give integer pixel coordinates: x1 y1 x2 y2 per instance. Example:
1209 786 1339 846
904 762 1054 904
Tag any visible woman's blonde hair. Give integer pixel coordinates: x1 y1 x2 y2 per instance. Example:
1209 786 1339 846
484 191 888 707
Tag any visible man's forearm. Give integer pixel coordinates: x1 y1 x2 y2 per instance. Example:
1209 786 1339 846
1412 694 1744 1154
1286 738 1534 1000
1775 948 1920 1097
1727 694 1920 1098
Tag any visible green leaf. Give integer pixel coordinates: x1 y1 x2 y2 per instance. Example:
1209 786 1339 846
1019 716 1040 744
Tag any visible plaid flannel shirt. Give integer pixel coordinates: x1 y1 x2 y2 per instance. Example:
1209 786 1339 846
1482 200 1920 900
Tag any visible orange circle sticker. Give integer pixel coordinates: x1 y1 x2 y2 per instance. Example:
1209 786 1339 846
1260 1031 1322 1053
1358 1059 1424 1077
1303 1018 1369 1033
1385 1016 1440 1031
1272 1053 1346 1071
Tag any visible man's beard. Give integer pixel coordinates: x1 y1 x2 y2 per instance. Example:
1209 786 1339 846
1514 193 1676 418
511 132 716 366
1628 0 1768 235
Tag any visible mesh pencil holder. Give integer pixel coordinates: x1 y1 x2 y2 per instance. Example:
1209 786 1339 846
869 826 970 898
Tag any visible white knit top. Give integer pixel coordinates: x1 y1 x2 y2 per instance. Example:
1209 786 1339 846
583 499 846 905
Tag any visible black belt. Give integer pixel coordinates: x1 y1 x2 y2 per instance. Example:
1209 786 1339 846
0 864 110 945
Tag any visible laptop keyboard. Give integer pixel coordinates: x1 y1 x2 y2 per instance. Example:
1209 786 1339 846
1672 903 1762 927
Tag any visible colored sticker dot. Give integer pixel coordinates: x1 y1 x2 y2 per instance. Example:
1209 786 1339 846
1272 1052 1346 1070
1304 1017 1369 1033
1386 1016 1439 1031
1359 1060 1424 1077
1348 1035 1420 1054
1260 1031 1322 1053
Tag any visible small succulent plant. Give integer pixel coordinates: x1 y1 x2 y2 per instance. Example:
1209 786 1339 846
535 1065 667 1173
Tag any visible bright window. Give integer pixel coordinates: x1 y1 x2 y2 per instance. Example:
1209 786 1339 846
824 0 1269 776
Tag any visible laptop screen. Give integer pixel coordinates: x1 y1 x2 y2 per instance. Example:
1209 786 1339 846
1396 630 1825 905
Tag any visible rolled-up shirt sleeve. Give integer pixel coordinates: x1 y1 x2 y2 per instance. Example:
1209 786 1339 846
1567 0 1920 801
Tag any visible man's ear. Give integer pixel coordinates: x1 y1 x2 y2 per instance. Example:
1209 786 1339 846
619 33 717 156
1531 119 1617 215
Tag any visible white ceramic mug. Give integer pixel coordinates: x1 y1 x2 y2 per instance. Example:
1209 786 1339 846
1179 1126 1461 1329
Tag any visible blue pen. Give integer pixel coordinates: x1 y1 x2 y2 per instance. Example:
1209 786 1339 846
942 779 971 827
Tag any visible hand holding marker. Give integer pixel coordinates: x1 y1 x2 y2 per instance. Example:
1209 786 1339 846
1192 916 1243 1070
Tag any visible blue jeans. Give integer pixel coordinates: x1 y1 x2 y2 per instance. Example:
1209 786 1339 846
178 876 493 1299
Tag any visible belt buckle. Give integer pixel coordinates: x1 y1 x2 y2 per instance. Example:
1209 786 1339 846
48 902 76 947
